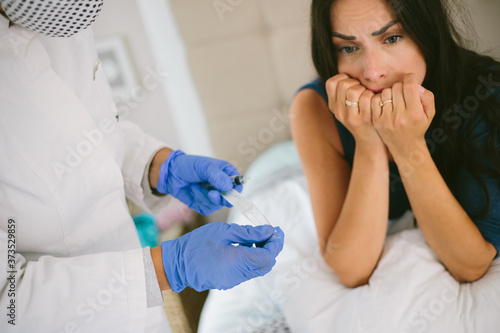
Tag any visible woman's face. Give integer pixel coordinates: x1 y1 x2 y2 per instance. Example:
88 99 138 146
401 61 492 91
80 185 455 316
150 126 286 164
330 0 427 93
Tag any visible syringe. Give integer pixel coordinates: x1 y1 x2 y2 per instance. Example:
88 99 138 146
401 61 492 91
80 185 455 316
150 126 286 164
205 174 272 227
221 189 273 227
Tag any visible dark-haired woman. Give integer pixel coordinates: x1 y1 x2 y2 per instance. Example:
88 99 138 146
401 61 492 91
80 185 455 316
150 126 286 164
291 0 500 288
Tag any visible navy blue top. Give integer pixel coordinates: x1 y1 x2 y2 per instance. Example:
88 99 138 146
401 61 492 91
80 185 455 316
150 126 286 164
298 78 500 258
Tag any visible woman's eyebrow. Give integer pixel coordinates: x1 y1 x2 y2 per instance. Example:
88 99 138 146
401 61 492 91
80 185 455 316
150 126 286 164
372 20 399 36
331 20 399 40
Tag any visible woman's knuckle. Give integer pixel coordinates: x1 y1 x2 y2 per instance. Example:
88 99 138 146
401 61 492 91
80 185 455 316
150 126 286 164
395 117 406 128
325 79 337 93
382 87 392 95
338 80 349 91
325 77 336 87
359 91 373 104
355 85 366 96
393 82 403 91
345 88 356 99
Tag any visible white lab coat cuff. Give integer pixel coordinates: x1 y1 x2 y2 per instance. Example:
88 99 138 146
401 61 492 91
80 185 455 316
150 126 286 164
142 247 165 307
123 248 150 332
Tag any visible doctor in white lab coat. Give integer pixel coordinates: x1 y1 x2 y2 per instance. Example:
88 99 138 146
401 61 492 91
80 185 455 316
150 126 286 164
0 1 284 332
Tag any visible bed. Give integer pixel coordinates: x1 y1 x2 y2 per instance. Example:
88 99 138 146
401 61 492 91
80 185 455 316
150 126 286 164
198 140 500 333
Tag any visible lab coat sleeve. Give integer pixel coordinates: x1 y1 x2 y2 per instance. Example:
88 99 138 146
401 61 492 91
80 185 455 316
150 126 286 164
142 247 164 307
119 120 172 214
0 230 148 332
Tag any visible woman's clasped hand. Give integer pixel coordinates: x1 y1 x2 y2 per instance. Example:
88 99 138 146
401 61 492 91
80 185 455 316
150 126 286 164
326 73 436 161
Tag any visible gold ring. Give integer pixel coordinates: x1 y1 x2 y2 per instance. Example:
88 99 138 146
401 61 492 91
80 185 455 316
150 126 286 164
380 100 393 107
345 100 359 107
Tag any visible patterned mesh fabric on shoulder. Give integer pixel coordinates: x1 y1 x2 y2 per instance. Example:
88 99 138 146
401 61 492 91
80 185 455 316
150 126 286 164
2 0 103 37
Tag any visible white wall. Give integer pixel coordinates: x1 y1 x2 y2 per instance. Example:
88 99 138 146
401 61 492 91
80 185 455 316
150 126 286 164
92 0 215 156
92 0 182 149
134 0 214 157
464 0 500 59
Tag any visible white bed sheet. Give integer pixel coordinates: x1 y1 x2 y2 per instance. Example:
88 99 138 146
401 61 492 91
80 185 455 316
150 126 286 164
199 163 500 333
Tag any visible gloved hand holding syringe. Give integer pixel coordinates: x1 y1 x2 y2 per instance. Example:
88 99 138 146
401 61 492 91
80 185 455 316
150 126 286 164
156 151 283 293
214 175 274 227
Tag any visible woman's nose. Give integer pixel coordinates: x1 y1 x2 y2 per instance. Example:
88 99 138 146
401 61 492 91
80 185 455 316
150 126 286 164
362 51 387 83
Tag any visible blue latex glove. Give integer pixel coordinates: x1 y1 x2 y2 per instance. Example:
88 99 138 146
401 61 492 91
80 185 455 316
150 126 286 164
156 150 242 215
161 222 285 292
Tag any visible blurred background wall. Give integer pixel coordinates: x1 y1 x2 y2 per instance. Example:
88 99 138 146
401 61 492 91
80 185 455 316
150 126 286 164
92 0 500 173
467 0 500 56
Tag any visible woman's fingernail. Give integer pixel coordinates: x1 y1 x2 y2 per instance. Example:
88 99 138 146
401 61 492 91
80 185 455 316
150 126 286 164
419 85 425 94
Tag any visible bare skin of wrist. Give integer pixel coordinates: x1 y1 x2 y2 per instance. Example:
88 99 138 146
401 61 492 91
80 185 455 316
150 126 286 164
148 148 173 190
388 139 428 167
150 246 171 291
148 149 174 290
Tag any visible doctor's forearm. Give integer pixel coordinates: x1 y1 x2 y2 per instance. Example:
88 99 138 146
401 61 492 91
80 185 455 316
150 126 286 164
148 148 173 190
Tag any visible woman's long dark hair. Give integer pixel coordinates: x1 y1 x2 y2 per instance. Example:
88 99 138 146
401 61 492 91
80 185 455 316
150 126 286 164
311 0 500 218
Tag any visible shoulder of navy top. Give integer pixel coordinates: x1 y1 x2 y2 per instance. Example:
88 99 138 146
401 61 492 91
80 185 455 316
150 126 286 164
296 78 356 164
297 78 328 102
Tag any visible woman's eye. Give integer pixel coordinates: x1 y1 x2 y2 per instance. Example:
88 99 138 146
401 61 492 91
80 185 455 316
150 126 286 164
339 46 357 54
385 35 402 44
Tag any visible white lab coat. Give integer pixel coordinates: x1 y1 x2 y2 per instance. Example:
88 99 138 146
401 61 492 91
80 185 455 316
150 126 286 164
0 15 173 333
